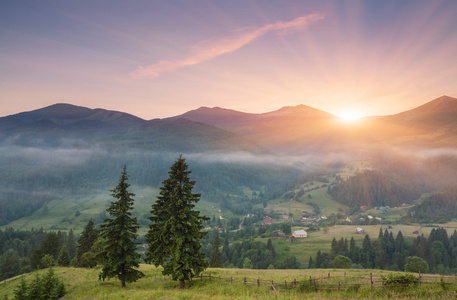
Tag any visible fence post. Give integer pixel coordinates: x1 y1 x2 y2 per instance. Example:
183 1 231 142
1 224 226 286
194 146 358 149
338 281 340 292
294 279 296 287
257 278 260 286
328 272 330 278
244 277 246 285
370 272 373 290
285 280 287 289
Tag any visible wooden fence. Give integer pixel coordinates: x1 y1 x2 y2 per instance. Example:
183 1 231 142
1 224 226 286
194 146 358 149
194 271 457 292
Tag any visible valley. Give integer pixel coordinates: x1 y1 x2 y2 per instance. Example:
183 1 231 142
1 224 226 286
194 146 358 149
1 96 457 282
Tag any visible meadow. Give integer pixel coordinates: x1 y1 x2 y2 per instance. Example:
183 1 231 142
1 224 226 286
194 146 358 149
1 265 456 299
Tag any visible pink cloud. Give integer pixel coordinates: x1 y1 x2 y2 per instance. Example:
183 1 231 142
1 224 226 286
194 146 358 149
131 13 325 79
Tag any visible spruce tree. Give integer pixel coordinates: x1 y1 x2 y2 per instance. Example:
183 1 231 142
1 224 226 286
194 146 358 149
57 247 71 267
76 219 99 262
146 155 209 289
266 238 276 258
210 233 223 267
222 235 231 265
100 165 143 287
66 229 76 260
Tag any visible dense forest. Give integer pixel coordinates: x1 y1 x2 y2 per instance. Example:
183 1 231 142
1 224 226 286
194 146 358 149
328 170 420 208
406 184 457 223
312 227 457 275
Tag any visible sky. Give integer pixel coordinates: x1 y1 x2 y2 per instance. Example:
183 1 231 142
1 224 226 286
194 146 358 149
2 0 457 120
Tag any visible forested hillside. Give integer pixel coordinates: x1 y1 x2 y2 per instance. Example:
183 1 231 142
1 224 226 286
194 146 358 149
327 170 420 208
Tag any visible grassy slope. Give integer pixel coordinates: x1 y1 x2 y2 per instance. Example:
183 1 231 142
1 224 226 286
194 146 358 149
1 266 456 299
0 186 218 235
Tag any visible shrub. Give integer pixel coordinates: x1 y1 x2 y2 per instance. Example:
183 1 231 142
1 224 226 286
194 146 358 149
334 255 352 269
297 279 318 293
380 272 418 288
404 256 429 273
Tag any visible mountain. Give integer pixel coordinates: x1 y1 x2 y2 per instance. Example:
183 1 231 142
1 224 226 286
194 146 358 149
0 104 147 146
371 96 457 146
0 103 265 153
2 96 457 151
172 104 342 153
98 118 267 153
0 103 145 129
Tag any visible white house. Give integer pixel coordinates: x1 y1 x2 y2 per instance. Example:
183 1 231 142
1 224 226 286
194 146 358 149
355 227 365 234
292 230 308 238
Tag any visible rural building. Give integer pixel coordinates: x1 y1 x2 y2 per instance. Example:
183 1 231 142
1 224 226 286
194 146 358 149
287 236 296 243
271 232 286 239
292 230 308 238
355 227 365 234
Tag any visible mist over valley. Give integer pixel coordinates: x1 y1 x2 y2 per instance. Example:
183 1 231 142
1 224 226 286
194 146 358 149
1 96 457 230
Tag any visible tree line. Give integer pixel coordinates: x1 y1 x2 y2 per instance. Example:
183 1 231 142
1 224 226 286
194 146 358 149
310 227 457 274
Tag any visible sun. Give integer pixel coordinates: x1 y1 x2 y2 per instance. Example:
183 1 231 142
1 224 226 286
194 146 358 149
336 110 363 122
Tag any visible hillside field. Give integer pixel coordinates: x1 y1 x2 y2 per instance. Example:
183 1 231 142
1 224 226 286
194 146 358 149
1 265 456 299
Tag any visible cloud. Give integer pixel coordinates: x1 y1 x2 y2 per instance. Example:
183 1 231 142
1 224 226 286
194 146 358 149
130 13 325 79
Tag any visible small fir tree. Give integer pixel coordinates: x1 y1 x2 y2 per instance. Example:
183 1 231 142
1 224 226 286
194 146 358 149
210 233 223 267
146 155 209 289
14 277 28 299
222 235 231 265
57 247 71 267
41 254 54 268
99 165 143 287
66 229 76 260
243 257 253 269
76 219 99 262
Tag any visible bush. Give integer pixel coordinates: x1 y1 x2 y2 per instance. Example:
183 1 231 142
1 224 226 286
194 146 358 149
380 272 418 288
334 255 352 269
297 279 318 292
404 256 429 273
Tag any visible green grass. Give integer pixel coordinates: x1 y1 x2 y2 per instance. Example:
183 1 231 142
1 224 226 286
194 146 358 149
266 182 347 218
1 266 456 299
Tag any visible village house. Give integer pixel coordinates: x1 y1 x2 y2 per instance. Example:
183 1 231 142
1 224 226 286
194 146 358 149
292 229 308 238
271 232 286 239
355 227 365 234
287 236 296 243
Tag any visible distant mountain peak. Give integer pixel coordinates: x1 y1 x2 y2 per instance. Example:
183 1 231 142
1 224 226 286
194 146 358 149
263 104 337 119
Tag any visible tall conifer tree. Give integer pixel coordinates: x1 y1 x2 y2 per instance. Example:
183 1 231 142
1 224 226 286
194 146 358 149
100 165 143 287
210 233 223 267
266 238 276 258
146 155 209 289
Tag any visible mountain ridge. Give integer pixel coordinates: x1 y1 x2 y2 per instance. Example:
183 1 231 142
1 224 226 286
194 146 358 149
1 95 457 151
